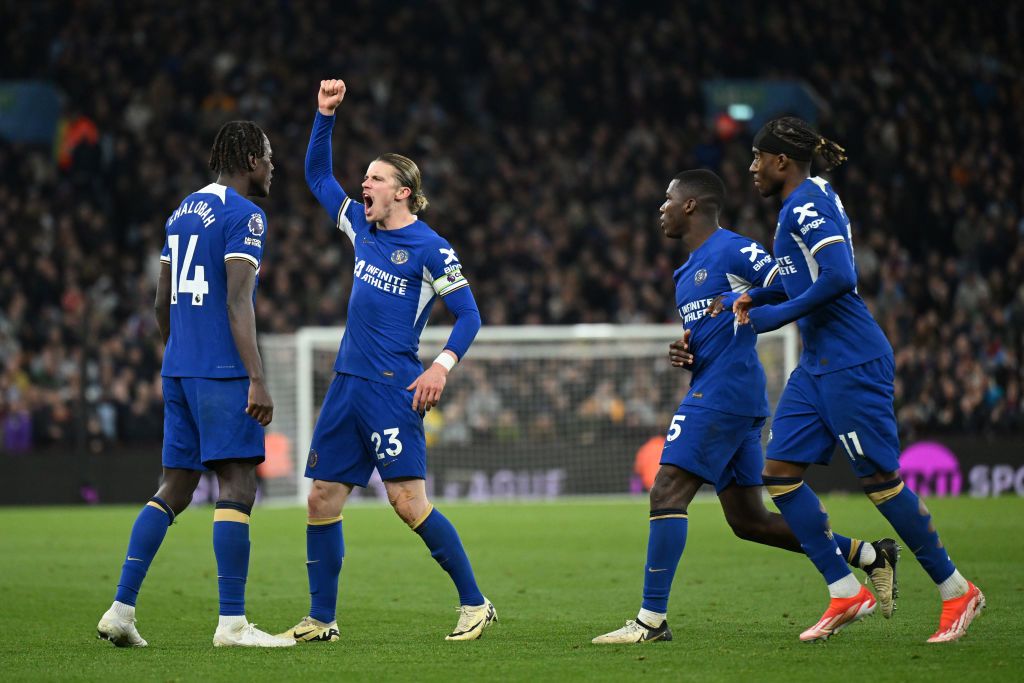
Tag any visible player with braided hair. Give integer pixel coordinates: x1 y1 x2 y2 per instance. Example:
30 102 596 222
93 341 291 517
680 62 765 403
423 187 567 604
97 121 294 648
724 116 984 643
209 120 269 176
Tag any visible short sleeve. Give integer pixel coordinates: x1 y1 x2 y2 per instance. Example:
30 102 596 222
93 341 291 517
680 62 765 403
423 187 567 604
423 238 470 297
159 232 170 264
224 209 267 271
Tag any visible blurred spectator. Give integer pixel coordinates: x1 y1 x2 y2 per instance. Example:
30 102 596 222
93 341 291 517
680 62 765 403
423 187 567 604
0 0 1021 455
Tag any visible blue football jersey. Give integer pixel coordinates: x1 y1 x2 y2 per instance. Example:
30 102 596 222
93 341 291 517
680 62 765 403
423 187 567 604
160 183 266 378
674 228 776 418
331 196 469 388
773 177 892 374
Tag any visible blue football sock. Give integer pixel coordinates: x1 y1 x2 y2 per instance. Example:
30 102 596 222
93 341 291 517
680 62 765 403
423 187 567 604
213 501 251 617
831 533 860 566
868 478 956 583
640 509 688 615
114 498 174 606
764 477 852 584
307 517 344 623
413 507 484 606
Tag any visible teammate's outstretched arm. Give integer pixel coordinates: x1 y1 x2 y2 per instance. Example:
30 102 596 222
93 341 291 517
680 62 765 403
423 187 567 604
226 260 273 426
305 79 348 218
408 285 481 413
741 243 856 333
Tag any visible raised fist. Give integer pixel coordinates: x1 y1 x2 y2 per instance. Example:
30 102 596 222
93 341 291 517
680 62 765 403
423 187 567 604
318 79 346 115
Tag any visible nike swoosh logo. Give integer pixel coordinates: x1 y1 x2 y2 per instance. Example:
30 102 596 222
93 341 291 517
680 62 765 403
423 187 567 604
127 557 143 562
451 620 483 636
648 568 668 573
293 629 315 639
306 560 320 565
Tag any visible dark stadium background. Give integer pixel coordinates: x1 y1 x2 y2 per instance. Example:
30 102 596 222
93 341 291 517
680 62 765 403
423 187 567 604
1 1 1021 504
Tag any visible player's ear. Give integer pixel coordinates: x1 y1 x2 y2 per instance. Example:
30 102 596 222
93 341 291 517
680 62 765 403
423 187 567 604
683 197 697 214
247 152 259 172
395 186 412 201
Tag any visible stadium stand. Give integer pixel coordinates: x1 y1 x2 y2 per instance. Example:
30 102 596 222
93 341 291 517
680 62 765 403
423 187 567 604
1 0 1020 458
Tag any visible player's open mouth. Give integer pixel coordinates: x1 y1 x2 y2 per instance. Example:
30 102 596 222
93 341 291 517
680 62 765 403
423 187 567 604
363 194 374 209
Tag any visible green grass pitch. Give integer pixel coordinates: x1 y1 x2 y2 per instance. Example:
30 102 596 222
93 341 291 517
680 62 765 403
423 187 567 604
0 495 1021 682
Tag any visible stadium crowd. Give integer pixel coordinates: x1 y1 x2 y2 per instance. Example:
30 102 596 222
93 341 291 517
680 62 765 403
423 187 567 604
1 0 1021 454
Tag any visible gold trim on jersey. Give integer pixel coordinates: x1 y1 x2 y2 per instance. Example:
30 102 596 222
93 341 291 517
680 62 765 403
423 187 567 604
809 235 845 256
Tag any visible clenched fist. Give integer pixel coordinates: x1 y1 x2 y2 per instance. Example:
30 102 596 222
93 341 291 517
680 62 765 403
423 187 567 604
318 79 346 115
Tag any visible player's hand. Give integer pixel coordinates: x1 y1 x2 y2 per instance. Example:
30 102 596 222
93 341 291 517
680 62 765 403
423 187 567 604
707 294 728 317
246 378 274 426
407 364 448 413
318 79 346 115
669 329 694 368
732 293 754 325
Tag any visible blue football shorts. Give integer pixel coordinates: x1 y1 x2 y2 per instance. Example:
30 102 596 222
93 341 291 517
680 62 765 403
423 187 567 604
766 354 900 477
306 373 426 486
660 403 766 493
161 376 265 470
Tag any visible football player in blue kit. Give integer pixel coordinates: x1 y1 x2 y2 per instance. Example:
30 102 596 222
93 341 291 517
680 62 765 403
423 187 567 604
730 116 984 643
277 79 494 643
593 170 891 644
97 121 294 648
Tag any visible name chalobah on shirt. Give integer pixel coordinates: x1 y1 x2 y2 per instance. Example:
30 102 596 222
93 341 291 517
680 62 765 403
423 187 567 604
354 258 408 296
678 297 715 325
168 199 217 228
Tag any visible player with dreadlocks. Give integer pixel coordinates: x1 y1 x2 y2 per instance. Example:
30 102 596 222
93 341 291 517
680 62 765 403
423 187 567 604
719 116 984 643
97 121 295 649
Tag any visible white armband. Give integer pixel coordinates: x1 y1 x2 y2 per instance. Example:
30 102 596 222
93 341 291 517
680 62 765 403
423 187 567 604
433 352 457 372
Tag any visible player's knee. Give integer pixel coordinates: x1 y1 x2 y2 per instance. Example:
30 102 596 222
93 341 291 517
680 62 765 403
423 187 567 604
726 515 762 541
156 473 200 516
217 480 256 508
388 489 429 526
649 466 695 510
307 481 343 518
167 491 193 516
212 462 258 508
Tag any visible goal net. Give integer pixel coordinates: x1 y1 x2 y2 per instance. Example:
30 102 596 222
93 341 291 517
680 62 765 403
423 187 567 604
260 324 798 504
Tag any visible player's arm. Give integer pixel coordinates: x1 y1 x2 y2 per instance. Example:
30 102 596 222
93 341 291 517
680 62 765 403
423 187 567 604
407 286 482 413
745 241 856 333
717 266 789 324
304 79 348 219
225 260 273 426
154 261 171 345
707 242 787 322
407 249 482 412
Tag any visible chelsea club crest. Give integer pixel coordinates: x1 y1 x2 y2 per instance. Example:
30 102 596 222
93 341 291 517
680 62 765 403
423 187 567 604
390 249 409 265
694 268 708 285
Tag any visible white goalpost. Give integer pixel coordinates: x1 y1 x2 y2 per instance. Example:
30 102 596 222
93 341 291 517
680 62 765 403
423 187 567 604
260 324 798 505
